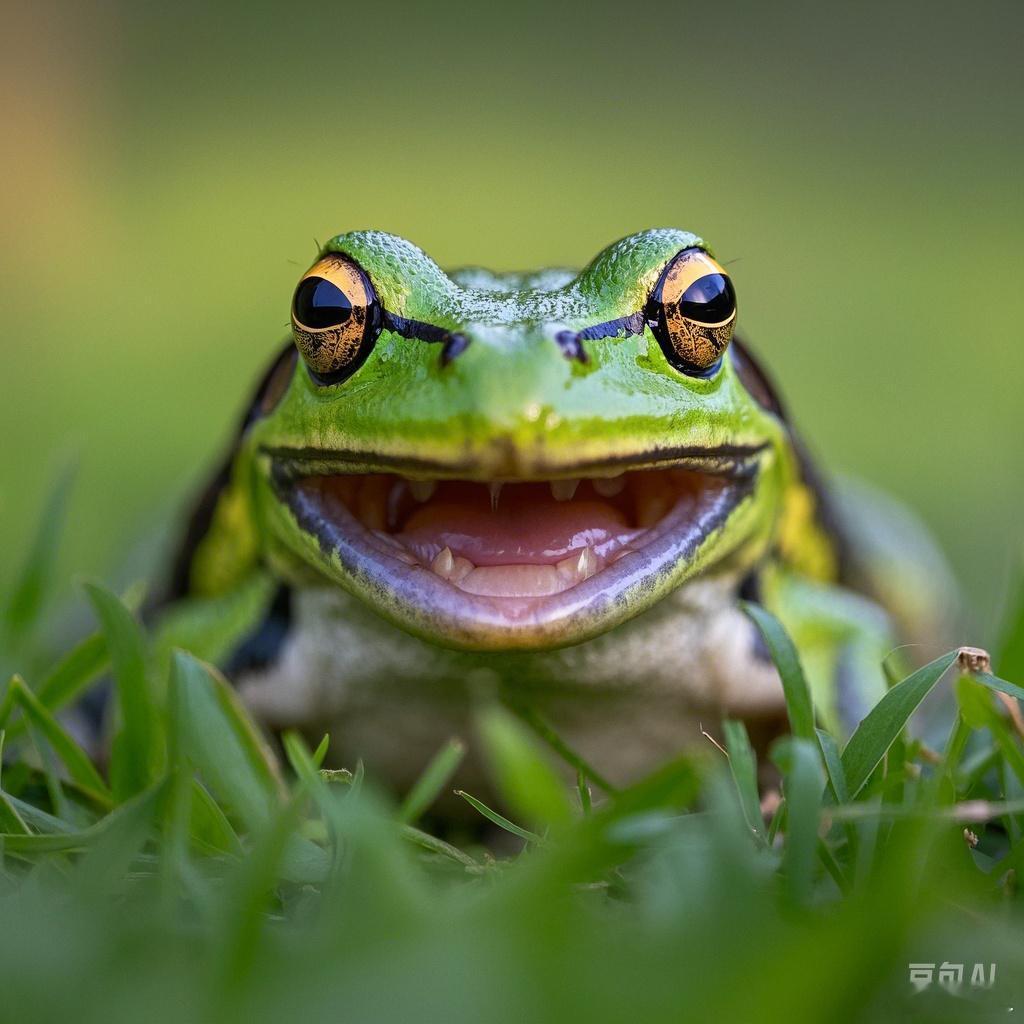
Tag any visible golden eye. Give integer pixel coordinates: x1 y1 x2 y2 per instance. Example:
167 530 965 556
648 247 737 374
291 253 381 383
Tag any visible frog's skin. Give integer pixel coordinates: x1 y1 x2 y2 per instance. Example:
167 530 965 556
156 229 954 791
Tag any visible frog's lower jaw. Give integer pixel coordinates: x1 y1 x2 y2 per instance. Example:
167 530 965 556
266 448 767 651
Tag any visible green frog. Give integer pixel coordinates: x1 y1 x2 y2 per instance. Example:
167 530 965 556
157 229 954 790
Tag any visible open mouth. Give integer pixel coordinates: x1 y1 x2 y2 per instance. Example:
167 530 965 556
267 448 765 649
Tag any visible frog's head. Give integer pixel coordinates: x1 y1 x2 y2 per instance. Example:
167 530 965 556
247 229 794 650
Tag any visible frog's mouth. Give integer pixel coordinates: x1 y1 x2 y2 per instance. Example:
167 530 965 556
267 448 766 650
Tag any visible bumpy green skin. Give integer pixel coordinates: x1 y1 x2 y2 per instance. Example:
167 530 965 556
261 230 776 474
157 229 945 739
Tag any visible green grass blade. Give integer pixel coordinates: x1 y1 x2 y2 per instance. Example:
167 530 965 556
816 728 848 804
576 771 592 814
6 584 143 740
816 837 850 894
1 784 161 858
0 832 92 854
773 737 824 906
1 792 76 834
741 602 816 741
8 676 110 802
35 632 109 711
85 581 159 798
948 687 984 782
0 732 30 836
188 779 244 857
996 568 1024 683
282 730 323 789
957 675 1024 789
75 783 164 893
350 758 365 796
170 651 283 832
159 762 193 911
30 733 71 822
505 701 617 794
722 719 764 843
882 651 905 688
280 732 366 886
974 671 1024 703
817 725 859 863
311 734 330 768
840 650 957 799
477 705 572 830
0 791 31 836
214 792 309 996
1 465 74 644
596 754 703 823
0 681 16 734
399 738 466 824
400 824 481 869
454 789 545 845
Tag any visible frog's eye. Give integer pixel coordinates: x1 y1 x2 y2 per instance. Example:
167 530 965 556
647 248 737 375
291 253 382 383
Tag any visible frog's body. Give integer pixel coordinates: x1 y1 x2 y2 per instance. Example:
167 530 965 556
156 229 954 790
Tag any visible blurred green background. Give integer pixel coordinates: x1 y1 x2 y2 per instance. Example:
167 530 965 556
2 0 1021 636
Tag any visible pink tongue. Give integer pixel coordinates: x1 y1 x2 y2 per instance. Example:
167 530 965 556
399 499 638 566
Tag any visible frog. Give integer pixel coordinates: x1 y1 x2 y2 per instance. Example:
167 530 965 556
155 228 955 791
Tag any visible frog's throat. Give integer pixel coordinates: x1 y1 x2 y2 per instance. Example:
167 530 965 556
265 446 767 651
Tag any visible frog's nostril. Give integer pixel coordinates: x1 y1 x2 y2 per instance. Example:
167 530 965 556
555 330 588 364
439 332 471 366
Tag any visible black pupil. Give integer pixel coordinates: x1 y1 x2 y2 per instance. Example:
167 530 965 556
293 276 353 329
679 273 735 324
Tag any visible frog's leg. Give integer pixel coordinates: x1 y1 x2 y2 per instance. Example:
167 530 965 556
150 430 277 671
760 562 897 737
830 476 959 654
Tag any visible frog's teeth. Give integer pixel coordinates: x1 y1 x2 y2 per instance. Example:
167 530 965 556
489 482 503 511
285 460 759 628
455 564 567 598
549 478 580 502
408 479 437 502
556 547 599 583
429 546 474 583
428 545 602 594
450 556 475 582
591 474 625 497
576 547 598 579
431 546 455 577
452 547 601 597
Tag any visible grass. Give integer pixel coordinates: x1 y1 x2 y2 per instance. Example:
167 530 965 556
2 510 1024 1022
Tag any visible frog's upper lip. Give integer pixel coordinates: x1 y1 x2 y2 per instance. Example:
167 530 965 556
263 444 768 651
261 441 769 479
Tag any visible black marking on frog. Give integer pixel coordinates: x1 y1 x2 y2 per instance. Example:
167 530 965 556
730 336 854 584
738 570 773 665
265 441 770 480
555 310 648 363
730 336 789 422
555 331 588 363
577 310 647 342
440 332 470 365
225 584 293 676
382 311 472 365
158 343 297 608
